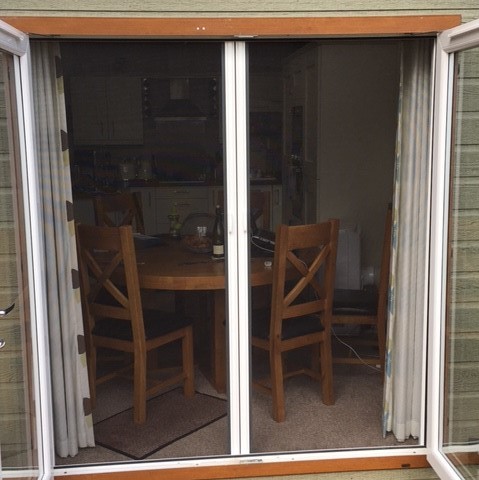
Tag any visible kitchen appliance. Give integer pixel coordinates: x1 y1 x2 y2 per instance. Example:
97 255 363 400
155 78 207 121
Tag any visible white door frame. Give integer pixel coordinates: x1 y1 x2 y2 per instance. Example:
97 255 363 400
0 19 53 480
427 17 479 480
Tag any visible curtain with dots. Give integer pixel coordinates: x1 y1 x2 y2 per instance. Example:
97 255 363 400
31 42 94 458
382 38 433 442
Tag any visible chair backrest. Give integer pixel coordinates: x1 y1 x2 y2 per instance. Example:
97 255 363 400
270 219 339 340
94 192 145 234
216 189 271 230
250 190 271 231
76 224 145 342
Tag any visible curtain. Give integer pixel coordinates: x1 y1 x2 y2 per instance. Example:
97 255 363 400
383 39 433 441
31 42 95 457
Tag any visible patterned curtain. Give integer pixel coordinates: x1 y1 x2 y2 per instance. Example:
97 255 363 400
383 39 433 442
31 42 95 457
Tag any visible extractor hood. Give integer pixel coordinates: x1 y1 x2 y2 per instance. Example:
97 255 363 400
155 78 207 122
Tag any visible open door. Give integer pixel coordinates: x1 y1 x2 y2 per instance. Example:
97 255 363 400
428 18 479 480
0 20 51 480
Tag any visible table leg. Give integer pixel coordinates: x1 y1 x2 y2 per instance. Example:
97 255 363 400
210 289 226 394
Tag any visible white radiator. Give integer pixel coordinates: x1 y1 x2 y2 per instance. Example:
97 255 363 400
335 226 361 290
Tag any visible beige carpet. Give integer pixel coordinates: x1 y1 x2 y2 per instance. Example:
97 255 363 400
56 364 417 465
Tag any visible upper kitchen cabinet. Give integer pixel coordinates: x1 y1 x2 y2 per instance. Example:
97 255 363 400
69 76 143 145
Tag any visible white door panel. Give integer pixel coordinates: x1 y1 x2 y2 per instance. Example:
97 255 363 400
0 19 51 480
429 17 479 480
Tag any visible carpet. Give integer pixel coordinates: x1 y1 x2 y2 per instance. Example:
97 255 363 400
93 388 227 460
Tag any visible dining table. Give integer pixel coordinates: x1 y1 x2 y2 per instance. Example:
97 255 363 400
134 235 274 393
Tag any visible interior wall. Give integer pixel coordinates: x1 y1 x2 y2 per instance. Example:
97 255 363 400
319 42 400 273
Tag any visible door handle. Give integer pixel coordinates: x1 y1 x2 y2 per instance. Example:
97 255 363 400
0 338 5 349
0 303 15 316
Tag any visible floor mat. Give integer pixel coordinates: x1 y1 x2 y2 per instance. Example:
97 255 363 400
93 388 227 460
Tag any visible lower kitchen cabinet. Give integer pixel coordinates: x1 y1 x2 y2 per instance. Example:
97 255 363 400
74 184 282 235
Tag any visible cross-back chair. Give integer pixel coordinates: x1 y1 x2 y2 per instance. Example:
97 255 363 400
332 204 392 371
216 189 271 230
93 192 145 234
251 219 339 422
76 224 194 424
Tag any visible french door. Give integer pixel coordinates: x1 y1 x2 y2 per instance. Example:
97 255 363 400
0 21 51 480
428 18 479 480
0 13 478 480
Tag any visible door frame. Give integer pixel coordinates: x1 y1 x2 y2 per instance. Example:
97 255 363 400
0 19 53 480
427 17 479 480
0 12 472 480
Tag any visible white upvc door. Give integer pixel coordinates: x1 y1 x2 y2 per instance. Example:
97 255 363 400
0 20 52 480
428 17 479 480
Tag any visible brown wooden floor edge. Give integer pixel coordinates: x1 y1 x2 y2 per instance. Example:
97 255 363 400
58 454 430 479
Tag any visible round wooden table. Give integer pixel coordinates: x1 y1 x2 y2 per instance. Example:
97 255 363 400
135 237 274 392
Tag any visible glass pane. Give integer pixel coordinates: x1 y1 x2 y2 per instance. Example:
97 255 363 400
58 41 229 465
248 40 419 452
0 52 39 475
444 45 479 479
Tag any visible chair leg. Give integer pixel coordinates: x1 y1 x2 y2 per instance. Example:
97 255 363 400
270 348 286 422
182 327 195 398
133 349 147 424
319 339 334 406
311 343 320 374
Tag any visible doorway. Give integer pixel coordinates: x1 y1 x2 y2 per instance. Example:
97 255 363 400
52 37 421 465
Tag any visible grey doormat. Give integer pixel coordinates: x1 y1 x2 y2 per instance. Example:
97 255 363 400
94 388 227 460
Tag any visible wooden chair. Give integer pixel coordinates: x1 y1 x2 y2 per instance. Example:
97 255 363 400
76 224 194 424
251 219 339 422
217 189 271 230
331 205 392 371
93 192 145 234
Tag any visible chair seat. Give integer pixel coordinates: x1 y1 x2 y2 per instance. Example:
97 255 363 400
93 310 192 341
333 288 378 316
252 307 325 341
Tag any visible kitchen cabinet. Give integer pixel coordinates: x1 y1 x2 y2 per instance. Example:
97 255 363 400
130 187 157 235
69 76 143 145
132 186 209 234
155 187 210 234
74 184 281 236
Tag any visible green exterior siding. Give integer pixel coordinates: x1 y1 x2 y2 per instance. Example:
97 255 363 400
0 0 478 22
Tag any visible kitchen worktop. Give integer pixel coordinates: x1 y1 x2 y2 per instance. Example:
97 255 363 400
72 177 282 199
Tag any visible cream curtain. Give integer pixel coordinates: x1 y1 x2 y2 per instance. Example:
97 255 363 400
383 39 433 441
31 42 95 457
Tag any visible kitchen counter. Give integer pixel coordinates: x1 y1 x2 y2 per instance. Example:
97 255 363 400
73 181 283 234
125 177 281 188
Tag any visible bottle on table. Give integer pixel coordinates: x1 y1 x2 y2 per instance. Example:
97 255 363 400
212 204 224 260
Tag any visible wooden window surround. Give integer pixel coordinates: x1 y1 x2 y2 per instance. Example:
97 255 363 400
0 15 461 39
0 12 461 480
